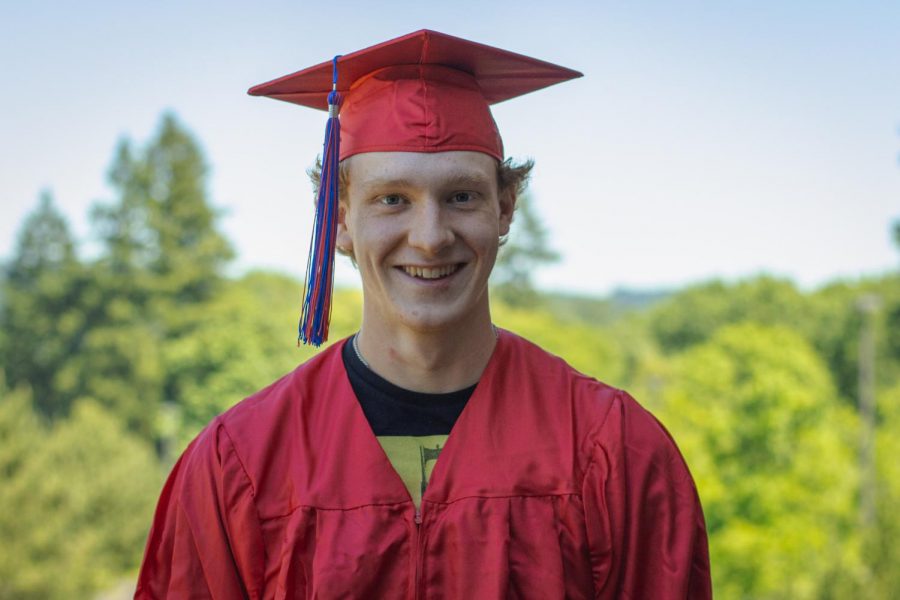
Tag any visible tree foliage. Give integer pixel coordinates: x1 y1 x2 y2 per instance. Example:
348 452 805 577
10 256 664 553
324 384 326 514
647 276 815 353
659 324 862 598
92 112 233 305
163 272 361 450
645 274 900 403
870 380 900 596
0 382 45 599
0 383 159 599
0 113 236 439
492 193 559 306
1 192 89 419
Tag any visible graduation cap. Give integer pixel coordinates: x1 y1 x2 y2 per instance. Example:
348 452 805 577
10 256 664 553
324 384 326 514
249 29 582 345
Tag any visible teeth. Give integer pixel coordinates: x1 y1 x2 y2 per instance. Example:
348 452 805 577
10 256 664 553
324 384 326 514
403 264 459 279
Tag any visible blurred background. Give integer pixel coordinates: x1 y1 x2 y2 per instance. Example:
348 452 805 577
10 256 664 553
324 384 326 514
1 1 899 598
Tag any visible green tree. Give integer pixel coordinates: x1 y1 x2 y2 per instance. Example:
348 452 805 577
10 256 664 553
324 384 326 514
870 380 900 595
659 323 862 598
0 397 159 599
58 302 165 439
645 274 900 403
492 193 559 306
81 112 234 438
163 272 363 449
2 113 235 437
5 190 77 283
808 277 900 402
0 381 45 600
92 113 233 305
0 190 163 433
0 192 89 419
647 276 812 353
92 140 154 280
141 112 233 305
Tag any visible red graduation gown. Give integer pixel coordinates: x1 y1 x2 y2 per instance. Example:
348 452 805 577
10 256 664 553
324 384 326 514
136 331 711 599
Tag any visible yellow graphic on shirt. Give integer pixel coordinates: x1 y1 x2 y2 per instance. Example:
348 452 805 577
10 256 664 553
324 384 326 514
377 435 448 508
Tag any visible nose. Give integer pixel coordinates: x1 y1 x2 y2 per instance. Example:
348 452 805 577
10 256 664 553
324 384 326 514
407 201 455 254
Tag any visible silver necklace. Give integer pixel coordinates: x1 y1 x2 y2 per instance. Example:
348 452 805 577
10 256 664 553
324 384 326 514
352 332 370 369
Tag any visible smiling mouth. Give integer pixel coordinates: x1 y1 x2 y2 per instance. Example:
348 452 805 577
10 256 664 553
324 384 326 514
401 264 462 280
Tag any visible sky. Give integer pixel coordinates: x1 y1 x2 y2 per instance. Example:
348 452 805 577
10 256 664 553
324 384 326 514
1 0 898 296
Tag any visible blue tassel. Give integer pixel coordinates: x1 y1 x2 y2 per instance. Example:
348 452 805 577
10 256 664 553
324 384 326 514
299 56 342 346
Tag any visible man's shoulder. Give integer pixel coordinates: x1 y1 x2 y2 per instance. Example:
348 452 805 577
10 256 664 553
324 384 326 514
500 329 683 463
498 328 620 400
173 339 353 503
496 329 624 449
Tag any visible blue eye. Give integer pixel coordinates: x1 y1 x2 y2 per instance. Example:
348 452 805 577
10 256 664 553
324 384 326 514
380 194 403 206
452 192 473 203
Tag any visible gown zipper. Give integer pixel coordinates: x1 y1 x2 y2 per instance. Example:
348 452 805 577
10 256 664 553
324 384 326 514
413 505 423 598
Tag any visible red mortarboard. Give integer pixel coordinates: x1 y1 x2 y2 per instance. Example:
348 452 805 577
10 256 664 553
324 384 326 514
249 30 581 345
249 29 582 161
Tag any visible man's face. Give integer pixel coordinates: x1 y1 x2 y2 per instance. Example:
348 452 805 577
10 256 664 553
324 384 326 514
337 151 514 334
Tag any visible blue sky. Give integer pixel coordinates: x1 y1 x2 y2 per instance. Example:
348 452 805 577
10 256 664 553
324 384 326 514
2 0 898 295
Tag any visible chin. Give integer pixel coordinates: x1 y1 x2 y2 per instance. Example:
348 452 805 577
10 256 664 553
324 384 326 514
394 301 479 333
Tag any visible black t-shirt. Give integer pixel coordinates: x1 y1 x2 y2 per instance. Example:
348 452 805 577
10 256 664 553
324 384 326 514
341 335 475 436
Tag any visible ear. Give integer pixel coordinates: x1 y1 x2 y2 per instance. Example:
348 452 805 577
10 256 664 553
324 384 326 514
336 201 354 254
497 188 517 237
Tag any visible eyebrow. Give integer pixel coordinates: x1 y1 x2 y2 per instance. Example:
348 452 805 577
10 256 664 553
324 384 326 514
441 172 493 187
359 178 416 192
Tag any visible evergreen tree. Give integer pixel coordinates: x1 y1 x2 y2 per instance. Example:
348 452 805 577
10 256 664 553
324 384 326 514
1 113 237 436
92 139 153 277
144 113 233 305
92 112 233 309
81 113 235 439
5 191 77 284
0 192 87 418
492 193 559 306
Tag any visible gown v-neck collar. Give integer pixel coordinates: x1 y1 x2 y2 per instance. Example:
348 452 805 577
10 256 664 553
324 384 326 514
332 329 508 507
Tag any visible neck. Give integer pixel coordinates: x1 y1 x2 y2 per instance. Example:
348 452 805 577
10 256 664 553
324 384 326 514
355 314 497 393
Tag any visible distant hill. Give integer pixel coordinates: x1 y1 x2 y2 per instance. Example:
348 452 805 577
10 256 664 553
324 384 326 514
541 287 672 325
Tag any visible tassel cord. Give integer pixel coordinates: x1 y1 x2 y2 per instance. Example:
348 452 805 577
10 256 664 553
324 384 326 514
298 56 342 346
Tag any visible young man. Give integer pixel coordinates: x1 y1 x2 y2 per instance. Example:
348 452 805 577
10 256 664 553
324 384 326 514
136 30 711 599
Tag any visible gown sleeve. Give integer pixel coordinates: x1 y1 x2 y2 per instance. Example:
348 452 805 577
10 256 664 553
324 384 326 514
135 419 265 600
581 390 712 599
